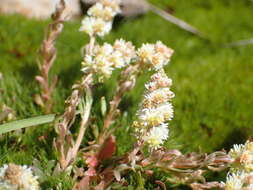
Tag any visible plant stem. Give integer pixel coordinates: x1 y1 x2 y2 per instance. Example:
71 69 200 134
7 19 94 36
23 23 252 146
36 0 66 113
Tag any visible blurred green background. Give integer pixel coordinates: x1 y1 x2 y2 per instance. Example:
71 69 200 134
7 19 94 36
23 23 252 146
0 0 253 189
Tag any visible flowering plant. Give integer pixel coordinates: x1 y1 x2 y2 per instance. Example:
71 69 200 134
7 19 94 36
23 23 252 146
0 0 251 190
51 1 232 189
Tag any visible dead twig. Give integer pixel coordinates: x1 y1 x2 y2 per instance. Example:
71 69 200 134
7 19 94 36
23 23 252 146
225 38 253 47
146 2 205 38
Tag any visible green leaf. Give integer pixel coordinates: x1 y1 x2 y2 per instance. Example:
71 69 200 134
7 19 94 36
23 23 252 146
135 171 145 190
100 96 107 117
0 114 55 134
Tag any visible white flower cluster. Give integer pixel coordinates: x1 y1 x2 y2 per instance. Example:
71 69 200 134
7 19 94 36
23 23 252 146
223 141 253 189
137 41 174 70
133 42 174 149
224 172 253 190
82 39 136 82
79 0 121 37
0 164 40 190
134 70 174 150
229 141 253 172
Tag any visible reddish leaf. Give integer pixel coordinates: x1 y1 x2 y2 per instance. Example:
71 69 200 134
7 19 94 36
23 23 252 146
97 135 116 161
86 156 98 168
94 181 106 190
74 176 90 190
86 167 96 177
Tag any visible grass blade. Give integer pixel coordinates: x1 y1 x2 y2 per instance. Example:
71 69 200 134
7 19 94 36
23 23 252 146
0 114 55 134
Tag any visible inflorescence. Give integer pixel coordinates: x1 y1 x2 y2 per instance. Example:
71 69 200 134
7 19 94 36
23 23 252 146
223 141 253 189
80 0 175 149
137 41 174 70
224 171 253 190
0 164 40 190
133 70 174 150
133 42 174 150
79 0 121 37
82 39 136 82
3 0 243 189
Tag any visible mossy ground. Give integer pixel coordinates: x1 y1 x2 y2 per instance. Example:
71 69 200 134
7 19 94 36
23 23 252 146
0 0 253 189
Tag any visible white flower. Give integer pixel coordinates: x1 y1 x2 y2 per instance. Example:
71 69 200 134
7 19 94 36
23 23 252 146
114 39 136 64
88 3 117 21
108 51 125 68
137 43 155 63
95 43 114 56
137 42 174 70
82 54 113 81
101 0 121 14
150 71 173 89
138 103 173 127
229 144 245 160
79 17 112 37
79 17 94 35
0 164 40 190
150 53 168 70
88 3 104 17
82 40 135 82
143 88 174 108
229 141 253 172
133 70 174 150
145 77 173 92
155 41 174 60
143 123 169 149
224 172 253 190
225 172 244 190
80 0 121 37
138 108 165 127
157 103 174 120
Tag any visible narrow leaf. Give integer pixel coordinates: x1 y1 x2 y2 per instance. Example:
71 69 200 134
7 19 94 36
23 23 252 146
0 114 55 134
100 96 107 116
